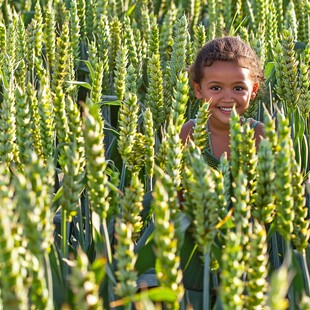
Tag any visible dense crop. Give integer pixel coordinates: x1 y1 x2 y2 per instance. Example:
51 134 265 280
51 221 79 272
0 0 309 309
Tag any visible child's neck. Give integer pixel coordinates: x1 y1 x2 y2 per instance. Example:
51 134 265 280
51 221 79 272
207 117 231 133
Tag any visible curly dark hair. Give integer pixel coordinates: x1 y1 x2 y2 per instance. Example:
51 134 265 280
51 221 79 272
190 36 264 87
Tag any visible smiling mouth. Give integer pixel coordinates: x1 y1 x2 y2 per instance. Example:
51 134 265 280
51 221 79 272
219 107 233 112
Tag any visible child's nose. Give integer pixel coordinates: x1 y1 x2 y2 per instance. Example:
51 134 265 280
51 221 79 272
222 90 234 102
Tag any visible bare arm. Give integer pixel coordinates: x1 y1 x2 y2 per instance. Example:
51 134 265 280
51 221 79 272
253 121 265 149
180 120 195 144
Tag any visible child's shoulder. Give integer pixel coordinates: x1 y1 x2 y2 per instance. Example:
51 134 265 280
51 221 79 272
244 118 265 144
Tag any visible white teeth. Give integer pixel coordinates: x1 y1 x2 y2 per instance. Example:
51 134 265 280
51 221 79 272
220 107 232 111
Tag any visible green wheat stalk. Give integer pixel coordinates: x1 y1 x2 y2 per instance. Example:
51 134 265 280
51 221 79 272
290 154 310 295
239 121 257 206
25 18 36 77
125 63 138 95
34 1 43 60
95 0 108 20
159 3 177 63
53 1 66 32
274 29 299 110
114 219 138 301
295 0 309 42
274 0 284 32
0 165 28 309
90 61 104 105
162 71 188 210
145 53 165 131
0 79 18 166
53 85 70 168
0 22 6 60
253 138 276 224
68 249 104 309
190 0 202 34
126 133 147 174
230 108 243 181
143 108 155 188
109 17 122 90
15 85 33 166
119 172 144 240
6 19 16 73
85 0 95 39
231 171 251 266
117 92 139 166
220 228 245 310
192 24 206 58
52 19 70 91
83 98 111 261
164 15 188 117
244 221 269 309
13 152 54 309
87 40 98 72
182 144 220 310
15 16 26 79
265 1 279 62
122 16 138 64
284 2 298 40
69 0 81 70
114 45 128 101
127 20 144 91
265 255 293 310
96 15 110 93
43 0 56 72
77 0 86 40
139 0 151 41
297 61 310 120
27 82 44 160
274 112 294 242
299 294 310 310
60 142 84 222
192 99 210 153
37 73 55 164
152 166 184 307
66 96 85 174
254 0 268 34
147 20 160 58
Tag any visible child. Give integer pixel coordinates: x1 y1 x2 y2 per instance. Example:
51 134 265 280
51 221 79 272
180 36 265 163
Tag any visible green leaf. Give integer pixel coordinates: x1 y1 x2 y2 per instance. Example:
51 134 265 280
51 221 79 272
264 62 275 81
101 100 121 106
126 2 137 16
0 68 9 88
301 134 309 173
135 242 156 275
49 244 66 307
135 224 156 275
110 287 178 307
293 108 305 141
267 221 277 241
181 231 204 291
84 60 95 81
291 250 308 300
66 80 92 90
53 186 63 203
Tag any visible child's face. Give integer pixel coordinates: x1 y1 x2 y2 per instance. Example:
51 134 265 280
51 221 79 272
193 61 258 127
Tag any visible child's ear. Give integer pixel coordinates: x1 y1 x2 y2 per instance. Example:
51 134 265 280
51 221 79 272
193 82 203 100
250 82 259 100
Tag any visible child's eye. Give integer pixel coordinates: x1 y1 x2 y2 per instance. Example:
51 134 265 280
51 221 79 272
211 86 221 91
234 86 244 91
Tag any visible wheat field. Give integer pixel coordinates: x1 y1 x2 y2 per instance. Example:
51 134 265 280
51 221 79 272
0 0 309 309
